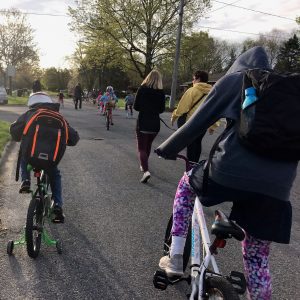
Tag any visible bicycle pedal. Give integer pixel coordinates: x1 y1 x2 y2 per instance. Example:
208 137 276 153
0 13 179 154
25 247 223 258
153 270 169 290
226 271 247 294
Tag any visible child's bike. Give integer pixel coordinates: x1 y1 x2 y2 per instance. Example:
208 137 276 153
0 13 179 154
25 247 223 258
7 165 62 258
153 155 246 300
104 101 115 130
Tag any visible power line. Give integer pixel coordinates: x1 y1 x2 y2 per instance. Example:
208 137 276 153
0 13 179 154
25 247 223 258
197 24 291 39
0 9 69 17
209 0 242 13
211 0 296 21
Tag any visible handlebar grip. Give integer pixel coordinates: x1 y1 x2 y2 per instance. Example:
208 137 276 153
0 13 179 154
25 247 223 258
154 148 177 160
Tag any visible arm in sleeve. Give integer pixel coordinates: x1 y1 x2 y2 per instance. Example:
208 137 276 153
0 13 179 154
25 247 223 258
133 88 141 111
171 88 193 122
67 125 80 146
156 74 240 158
159 92 166 113
9 114 28 142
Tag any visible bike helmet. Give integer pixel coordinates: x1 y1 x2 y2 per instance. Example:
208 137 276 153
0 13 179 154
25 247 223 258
28 92 53 107
106 86 114 92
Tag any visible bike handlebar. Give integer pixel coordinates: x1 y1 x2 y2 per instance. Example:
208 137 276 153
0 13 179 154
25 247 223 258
154 151 195 172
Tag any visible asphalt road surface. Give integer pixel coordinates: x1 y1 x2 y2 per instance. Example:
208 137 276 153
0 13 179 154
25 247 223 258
0 99 299 300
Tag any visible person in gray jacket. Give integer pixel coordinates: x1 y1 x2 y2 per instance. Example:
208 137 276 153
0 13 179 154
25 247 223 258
156 46 297 300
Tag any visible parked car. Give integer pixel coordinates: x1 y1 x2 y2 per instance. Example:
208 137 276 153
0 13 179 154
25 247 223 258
0 87 8 105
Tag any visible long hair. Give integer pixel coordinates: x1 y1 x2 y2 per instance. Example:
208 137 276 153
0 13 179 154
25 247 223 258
141 69 163 90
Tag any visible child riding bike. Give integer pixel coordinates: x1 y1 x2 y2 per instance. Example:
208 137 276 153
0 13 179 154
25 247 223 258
125 90 135 118
10 92 80 223
155 47 297 300
100 86 118 125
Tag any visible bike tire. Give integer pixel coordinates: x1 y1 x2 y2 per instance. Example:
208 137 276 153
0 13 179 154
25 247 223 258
163 214 191 272
106 113 110 130
25 196 43 258
204 276 239 300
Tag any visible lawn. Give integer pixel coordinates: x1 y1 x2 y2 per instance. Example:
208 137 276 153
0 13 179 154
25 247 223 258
0 120 10 157
8 95 28 105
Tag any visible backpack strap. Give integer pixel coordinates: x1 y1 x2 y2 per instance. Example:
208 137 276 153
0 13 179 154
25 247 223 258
189 93 207 112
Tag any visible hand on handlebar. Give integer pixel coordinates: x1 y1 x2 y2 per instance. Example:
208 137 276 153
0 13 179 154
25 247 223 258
154 148 177 160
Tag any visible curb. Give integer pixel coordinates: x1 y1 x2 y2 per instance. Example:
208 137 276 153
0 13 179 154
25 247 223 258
0 140 15 170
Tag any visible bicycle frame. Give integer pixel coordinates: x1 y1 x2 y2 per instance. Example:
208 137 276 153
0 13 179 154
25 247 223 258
190 197 220 299
7 167 61 256
152 154 246 298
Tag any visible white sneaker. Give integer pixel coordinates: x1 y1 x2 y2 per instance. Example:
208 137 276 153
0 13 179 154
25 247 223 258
159 254 184 277
140 171 151 183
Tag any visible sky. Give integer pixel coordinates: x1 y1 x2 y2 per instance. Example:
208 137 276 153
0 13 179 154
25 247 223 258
0 0 299 68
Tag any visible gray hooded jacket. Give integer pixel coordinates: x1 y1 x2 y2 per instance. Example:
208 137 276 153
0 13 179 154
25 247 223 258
157 46 298 201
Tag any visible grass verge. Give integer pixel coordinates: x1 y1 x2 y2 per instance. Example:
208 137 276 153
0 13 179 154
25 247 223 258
8 96 28 105
0 120 10 158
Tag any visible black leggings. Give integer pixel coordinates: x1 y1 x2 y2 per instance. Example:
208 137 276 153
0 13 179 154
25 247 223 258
136 131 157 172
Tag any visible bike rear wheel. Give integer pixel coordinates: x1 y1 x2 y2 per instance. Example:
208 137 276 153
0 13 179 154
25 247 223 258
163 214 191 272
25 196 43 258
204 276 239 300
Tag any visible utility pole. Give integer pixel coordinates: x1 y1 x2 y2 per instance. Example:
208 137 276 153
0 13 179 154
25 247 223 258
169 0 184 110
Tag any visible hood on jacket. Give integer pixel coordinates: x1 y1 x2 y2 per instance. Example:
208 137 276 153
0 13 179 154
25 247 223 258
226 46 271 75
28 92 53 107
193 82 212 94
29 102 60 112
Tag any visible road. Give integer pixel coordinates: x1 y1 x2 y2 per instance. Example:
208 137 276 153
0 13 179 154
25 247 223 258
0 99 299 299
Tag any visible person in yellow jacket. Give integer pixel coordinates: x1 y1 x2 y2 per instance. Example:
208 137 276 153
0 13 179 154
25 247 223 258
171 70 219 162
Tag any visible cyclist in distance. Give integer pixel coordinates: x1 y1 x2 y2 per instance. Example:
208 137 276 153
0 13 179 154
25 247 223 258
124 89 135 118
155 47 297 300
10 92 80 223
100 86 118 125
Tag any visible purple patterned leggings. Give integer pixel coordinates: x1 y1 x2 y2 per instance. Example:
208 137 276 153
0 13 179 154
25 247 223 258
171 172 272 300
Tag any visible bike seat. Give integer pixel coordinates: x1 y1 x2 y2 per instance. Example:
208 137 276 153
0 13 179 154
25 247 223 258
211 210 245 241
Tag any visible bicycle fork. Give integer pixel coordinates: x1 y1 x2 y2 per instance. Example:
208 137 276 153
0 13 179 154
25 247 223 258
190 200 220 300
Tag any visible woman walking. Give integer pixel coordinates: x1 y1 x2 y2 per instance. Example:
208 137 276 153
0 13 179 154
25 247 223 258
134 70 165 183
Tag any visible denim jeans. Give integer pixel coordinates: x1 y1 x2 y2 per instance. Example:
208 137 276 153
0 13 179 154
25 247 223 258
20 159 63 207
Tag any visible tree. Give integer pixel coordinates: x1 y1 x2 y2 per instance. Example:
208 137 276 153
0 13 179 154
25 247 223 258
0 9 38 69
42 68 71 91
241 30 285 67
0 9 39 91
275 34 300 72
69 0 211 79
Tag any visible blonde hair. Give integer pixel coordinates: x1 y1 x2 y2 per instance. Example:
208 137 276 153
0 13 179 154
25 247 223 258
141 69 163 90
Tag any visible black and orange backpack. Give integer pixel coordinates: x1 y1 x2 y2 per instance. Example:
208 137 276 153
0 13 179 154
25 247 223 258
20 108 69 170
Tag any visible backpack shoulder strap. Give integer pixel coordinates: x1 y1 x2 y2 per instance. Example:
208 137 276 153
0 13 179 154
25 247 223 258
190 93 207 112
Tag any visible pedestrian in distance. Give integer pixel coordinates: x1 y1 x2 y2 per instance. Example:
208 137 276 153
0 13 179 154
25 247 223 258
134 69 165 183
10 92 80 223
155 46 298 300
57 90 64 108
171 70 219 163
32 79 42 93
74 83 83 110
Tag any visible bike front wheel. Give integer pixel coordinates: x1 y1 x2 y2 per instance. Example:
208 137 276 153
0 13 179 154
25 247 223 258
204 276 239 300
25 196 43 258
106 112 110 130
